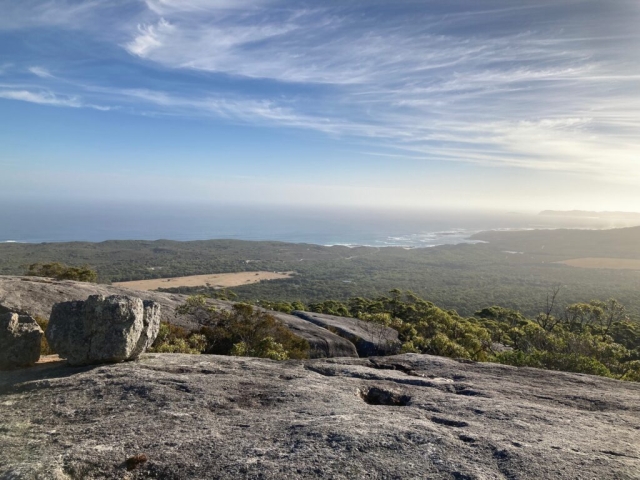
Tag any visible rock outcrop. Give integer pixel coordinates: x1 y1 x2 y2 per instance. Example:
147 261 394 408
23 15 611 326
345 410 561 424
271 312 358 358
46 295 161 366
0 276 199 328
1 353 639 479
293 310 401 356
0 276 362 359
0 312 43 369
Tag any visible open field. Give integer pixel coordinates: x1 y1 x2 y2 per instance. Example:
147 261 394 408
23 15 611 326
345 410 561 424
557 258 640 270
113 271 294 291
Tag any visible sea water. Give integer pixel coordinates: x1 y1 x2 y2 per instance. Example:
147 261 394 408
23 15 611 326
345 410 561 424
0 202 636 246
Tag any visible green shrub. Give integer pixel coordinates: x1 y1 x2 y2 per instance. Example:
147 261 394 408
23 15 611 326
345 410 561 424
170 298 310 360
26 262 97 283
149 323 207 354
495 350 613 377
34 316 55 356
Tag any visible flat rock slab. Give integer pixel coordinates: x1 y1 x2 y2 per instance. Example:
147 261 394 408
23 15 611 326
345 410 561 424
0 276 197 329
1 354 639 479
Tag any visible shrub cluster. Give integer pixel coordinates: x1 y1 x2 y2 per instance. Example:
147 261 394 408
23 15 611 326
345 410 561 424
306 289 640 382
26 262 97 283
151 296 310 360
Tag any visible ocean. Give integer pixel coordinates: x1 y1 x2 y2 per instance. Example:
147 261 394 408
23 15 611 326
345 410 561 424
0 202 637 247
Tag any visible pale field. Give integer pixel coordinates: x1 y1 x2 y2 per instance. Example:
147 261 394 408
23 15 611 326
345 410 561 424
113 271 295 291
37 355 62 364
558 258 640 270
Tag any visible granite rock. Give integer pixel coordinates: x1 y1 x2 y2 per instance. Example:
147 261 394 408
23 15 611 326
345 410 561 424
0 312 43 369
46 295 161 365
0 353 638 479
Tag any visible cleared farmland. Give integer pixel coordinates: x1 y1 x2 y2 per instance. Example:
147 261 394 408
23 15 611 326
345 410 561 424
113 271 294 291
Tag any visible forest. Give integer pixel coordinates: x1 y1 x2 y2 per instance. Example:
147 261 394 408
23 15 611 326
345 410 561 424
1 226 640 319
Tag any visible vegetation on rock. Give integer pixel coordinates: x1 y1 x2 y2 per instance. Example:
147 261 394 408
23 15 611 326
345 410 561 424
34 316 55 356
268 290 640 381
151 297 310 360
26 262 97 283
149 289 640 381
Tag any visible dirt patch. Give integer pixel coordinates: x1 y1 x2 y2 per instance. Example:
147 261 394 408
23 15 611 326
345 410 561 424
557 258 640 270
36 355 62 364
112 271 295 291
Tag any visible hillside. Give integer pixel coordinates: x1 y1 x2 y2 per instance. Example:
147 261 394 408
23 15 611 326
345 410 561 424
472 226 640 259
540 210 640 221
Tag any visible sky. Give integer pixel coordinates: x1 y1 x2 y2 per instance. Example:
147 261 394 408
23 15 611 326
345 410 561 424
0 0 639 211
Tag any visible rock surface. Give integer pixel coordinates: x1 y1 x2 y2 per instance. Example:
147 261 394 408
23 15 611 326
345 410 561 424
293 310 401 356
1 353 638 479
0 312 43 369
271 312 358 358
46 295 161 366
0 276 198 329
0 276 361 359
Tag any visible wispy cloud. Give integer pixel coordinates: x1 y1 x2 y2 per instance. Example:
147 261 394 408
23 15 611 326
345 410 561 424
28 66 53 78
2 0 640 184
0 89 82 107
0 88 111 111
0 0 107 30
144 0 273 15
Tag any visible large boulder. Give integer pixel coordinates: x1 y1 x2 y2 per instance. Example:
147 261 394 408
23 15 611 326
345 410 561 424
46 295 161 366
271 312 359 358
0 312 43 369
293 311 401 357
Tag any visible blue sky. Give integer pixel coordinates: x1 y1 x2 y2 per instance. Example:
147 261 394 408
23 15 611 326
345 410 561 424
1 0 639 210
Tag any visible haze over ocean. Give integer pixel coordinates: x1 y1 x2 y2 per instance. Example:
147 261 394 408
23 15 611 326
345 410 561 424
1 202 635 247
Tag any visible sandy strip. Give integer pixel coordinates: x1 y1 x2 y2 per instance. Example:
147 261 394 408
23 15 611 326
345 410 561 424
113 271 294 291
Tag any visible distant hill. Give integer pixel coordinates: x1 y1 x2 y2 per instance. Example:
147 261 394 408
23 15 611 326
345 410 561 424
540 210 640 220
471 225 640 259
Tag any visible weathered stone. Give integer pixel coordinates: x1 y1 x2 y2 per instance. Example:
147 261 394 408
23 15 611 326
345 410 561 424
0 312 43 369
293 310 401 356
0 276 197 329
0 277 362 359
0 353 638 478
46 295 161 366
272 312 359 358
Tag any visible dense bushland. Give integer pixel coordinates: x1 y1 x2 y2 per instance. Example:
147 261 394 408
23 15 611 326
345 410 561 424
149 289 640 381
257 290 640 381
3 233 640 319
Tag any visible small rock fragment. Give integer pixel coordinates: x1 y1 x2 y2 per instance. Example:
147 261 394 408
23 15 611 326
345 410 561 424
125 454 148 471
